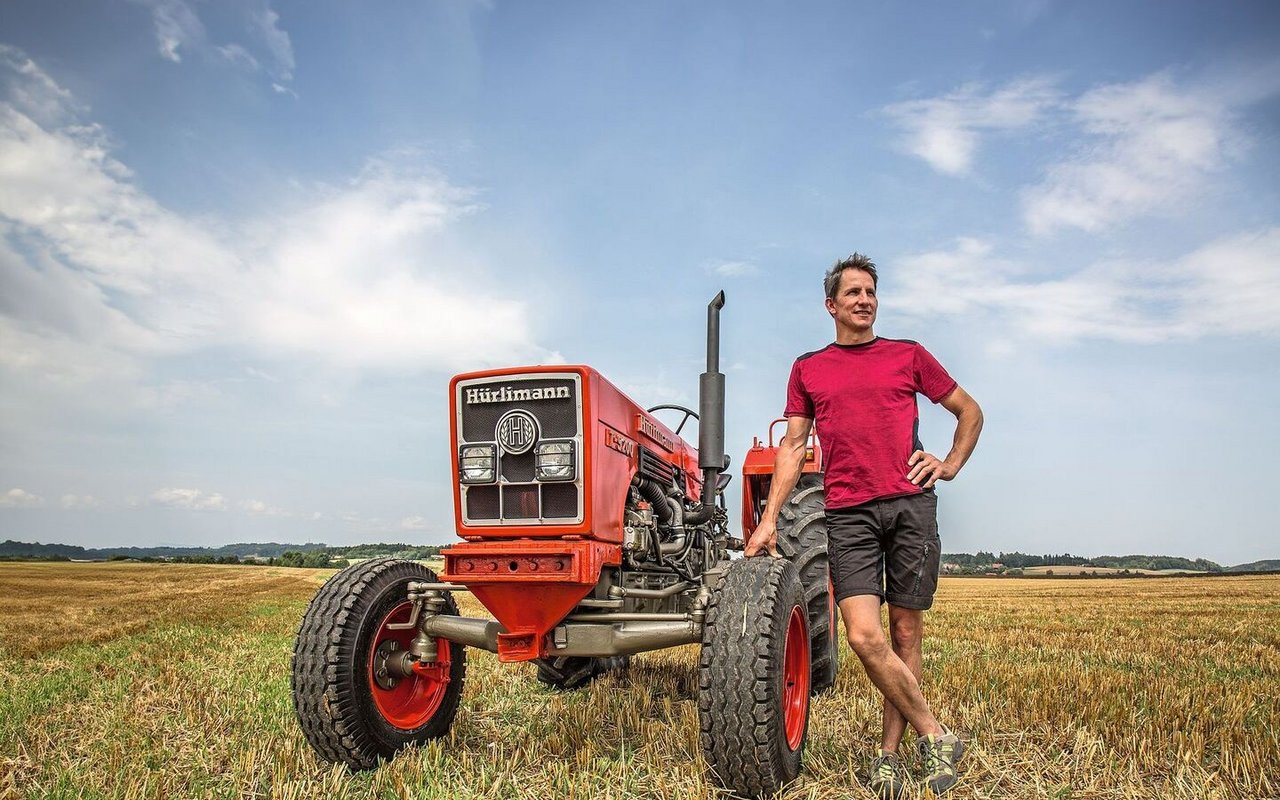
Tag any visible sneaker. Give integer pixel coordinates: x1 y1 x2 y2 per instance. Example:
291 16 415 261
917 732 966 794
868 748 908 800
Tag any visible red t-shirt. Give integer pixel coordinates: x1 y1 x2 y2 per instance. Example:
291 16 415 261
785 337 957 509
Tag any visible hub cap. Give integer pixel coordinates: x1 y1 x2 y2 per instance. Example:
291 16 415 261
367 601 451 730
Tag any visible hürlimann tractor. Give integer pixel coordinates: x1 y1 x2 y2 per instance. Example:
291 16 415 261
291 293 838 798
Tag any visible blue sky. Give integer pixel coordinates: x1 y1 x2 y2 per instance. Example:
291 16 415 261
1 1 1277 564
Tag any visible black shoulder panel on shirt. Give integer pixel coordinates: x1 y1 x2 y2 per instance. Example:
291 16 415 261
794 344 832 362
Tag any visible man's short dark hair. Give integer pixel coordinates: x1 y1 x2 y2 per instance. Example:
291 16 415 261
825 253 878 300
824 252 875 299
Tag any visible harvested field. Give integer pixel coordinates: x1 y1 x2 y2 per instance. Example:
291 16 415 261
0 563 1276 799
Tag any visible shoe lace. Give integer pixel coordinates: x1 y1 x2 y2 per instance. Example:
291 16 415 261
921 738 955 776
873 753 900 783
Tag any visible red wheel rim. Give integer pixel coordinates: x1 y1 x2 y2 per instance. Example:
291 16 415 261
367 601 451 730
782 604 810 750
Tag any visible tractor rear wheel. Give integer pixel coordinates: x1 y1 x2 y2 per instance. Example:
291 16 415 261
292 558 466 769
698 557 810 798
534 655 630 690
776 473 840 694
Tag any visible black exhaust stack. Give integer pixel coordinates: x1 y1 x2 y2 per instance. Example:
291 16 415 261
699 291 727 494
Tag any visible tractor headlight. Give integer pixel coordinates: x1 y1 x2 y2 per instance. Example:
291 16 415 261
534 441 575 481
459 444 496 484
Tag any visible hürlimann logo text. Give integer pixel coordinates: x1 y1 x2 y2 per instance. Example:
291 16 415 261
465 385 571 405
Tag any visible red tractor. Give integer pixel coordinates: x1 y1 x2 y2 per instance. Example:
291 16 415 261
291 293 838 798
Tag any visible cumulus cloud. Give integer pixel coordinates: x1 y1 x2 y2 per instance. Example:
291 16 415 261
60 494 100 509
130 0 295 89
217 43 260 72
150 488 227 511
882 77 1059 175
400 515 428 530
0 49 557 412
130 0 206 63
252 7 295 81
885 66 1280 233
1023 73 1249 235
240 499 286 516
0 46 83 126
894 228 1280 343
0 488 44 508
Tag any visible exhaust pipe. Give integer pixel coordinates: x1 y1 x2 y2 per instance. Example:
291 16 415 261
699 291 727 493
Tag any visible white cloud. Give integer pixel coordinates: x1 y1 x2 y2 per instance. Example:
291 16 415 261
705 260 760 278
252 7 295 81
894 228 1280 343
61 494 100 509
217 44 260 72
150 487 227 511
0 488 44 508
400 515 428 530
883 77 1059 175
240 499 285 515
131 0 206 63
886 67 1280 233
0 49 558 413
1023 73 1246 235
129 1 296 90
0 46 82 127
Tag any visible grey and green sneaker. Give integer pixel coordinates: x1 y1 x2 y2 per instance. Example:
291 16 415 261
917 732 966 794
868 748 908 800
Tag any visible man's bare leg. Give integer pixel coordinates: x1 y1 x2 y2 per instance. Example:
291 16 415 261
881 604 925 753
839 595 942 738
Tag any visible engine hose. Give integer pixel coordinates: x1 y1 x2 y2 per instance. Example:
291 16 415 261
683 503 714 525
658 497 689 555
636 478 673 524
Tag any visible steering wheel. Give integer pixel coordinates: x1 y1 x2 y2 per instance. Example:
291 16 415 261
646 404 699 436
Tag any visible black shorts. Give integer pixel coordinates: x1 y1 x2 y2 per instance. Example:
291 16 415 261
826 491 942 611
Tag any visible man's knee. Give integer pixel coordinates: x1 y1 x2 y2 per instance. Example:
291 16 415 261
888 613 923 652
845 622 889 658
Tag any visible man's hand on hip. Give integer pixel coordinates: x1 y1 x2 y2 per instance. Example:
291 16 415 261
744 518 780 558
908 450 957 489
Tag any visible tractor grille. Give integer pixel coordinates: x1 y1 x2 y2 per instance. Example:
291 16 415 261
457 373 584 525
541 483 578 519
465 485 500 519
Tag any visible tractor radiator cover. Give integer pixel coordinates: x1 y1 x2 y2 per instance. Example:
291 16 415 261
454 372 584 526
448 365 702 543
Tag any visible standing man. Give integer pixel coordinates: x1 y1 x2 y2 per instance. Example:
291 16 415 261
745 253 983 798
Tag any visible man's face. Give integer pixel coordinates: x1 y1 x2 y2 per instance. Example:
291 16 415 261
825 268 878 333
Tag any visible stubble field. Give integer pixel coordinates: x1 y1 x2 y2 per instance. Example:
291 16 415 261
0 562 1276 800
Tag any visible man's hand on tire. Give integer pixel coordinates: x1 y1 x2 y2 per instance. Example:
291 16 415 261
745 519 781 558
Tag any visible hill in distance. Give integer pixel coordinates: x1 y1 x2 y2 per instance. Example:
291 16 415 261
3 541 1274 573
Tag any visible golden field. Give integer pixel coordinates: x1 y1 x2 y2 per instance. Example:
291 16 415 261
0 562 1276 800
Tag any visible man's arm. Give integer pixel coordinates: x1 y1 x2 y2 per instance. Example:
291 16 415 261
744 416 814 557
906 385 983 489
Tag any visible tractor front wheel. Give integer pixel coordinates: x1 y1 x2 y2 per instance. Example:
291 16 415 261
698 557 810 798
291 558 466 769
